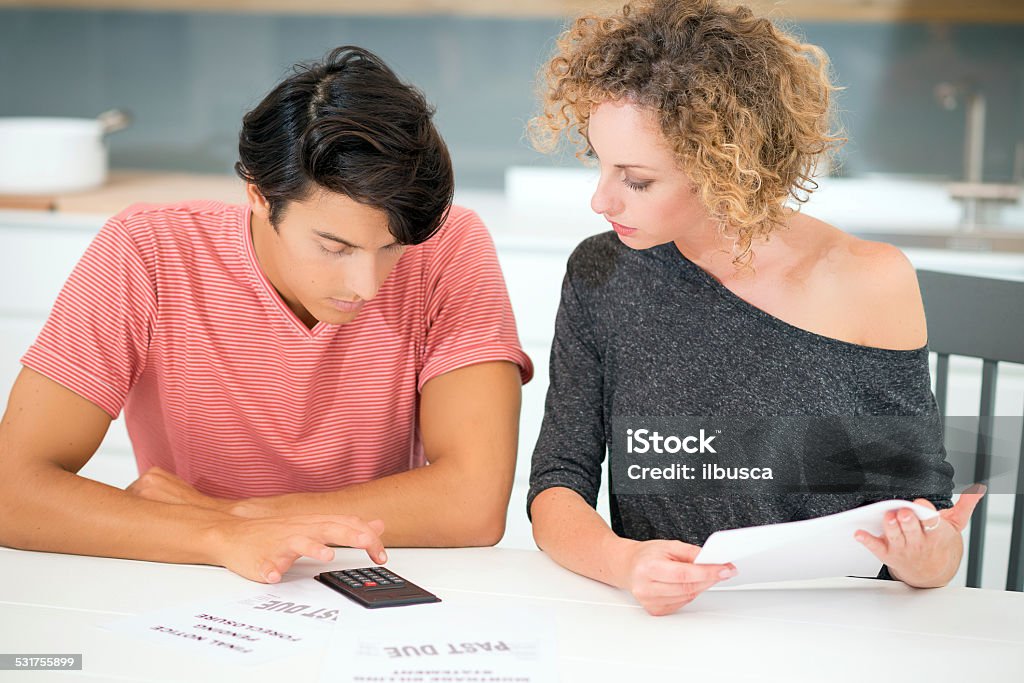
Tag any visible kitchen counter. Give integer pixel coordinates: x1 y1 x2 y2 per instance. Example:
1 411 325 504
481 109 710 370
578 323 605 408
0 170 601 251
0 170 247 215
2 169 1023 278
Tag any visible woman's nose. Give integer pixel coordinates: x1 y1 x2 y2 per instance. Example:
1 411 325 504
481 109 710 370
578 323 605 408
590 176 622 217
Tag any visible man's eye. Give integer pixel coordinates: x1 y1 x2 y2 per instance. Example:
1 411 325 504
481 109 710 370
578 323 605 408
318 243 351 257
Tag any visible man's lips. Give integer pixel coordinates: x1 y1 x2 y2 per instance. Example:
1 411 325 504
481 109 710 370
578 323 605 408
328 298 364 312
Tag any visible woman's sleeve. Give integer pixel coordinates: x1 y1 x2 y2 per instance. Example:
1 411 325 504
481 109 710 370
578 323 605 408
855 349 955 511
854 348 956 580
527 253 607 518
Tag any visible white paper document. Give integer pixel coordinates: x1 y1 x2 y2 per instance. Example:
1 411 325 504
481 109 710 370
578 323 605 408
103 579 345 664
320 603 558 683
695 499 940 587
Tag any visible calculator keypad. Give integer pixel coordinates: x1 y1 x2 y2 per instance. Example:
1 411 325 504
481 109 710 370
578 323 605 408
333 567 407 590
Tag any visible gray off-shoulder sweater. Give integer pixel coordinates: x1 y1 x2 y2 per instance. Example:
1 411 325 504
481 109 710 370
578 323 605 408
528 232 954 579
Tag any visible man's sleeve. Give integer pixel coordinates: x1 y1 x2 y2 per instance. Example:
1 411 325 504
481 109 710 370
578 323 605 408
418 207 533 390
526 253 606 519
20 216 157 419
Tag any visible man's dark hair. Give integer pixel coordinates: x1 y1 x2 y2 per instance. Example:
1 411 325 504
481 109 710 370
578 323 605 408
235 46 453 244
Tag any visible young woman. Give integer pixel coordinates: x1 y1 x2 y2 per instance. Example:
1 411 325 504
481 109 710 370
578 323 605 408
527 0 982 615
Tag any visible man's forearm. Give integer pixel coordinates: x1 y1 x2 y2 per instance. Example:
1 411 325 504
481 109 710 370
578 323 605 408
228 362 523 547
0 462 226 565
230 460 511 547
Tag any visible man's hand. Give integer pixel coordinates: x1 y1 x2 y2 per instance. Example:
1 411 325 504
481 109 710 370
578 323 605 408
618 539 737 616
127 466 235 514
128 467 390 584
207 515 387 583
854 486 986 588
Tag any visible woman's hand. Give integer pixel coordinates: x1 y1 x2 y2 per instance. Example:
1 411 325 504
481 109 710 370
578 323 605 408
618 539 737 616
206 515 387 584
854 486 986 588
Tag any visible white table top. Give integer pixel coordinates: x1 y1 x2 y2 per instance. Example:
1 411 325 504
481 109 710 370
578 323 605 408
1 545 1022 682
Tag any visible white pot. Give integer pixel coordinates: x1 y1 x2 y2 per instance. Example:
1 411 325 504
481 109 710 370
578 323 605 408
0 110 131 195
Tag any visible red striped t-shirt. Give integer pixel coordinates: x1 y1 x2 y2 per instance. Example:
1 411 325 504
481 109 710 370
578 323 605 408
21 200 532 497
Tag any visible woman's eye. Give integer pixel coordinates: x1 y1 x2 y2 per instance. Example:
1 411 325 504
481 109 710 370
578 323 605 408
623 178 651 192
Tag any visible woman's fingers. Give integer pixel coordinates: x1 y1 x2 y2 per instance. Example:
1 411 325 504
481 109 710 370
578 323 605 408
882 510 906 550
660 540 702 563
627 542 739 616
647 558 733 584
854 529 888 560
896 508 924 549
643 598 694 616
641 578 721 600
941 485 987 533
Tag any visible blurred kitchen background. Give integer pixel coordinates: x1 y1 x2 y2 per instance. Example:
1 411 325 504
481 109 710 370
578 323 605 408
0 2 1022 187
1 1 1023 589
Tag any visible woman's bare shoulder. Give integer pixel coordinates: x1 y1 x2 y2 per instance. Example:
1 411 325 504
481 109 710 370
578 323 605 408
791 213 928 350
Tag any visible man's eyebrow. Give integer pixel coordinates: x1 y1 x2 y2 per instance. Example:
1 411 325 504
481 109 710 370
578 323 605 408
314 230 400 249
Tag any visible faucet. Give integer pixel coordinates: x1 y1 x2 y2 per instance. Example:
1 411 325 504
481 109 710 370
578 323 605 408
935 81 1021 231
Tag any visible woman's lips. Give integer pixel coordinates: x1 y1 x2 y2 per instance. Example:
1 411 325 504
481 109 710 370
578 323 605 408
328 298 364 313
611 221 638 237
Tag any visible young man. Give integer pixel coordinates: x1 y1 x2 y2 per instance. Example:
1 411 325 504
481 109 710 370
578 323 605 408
0 47 531 584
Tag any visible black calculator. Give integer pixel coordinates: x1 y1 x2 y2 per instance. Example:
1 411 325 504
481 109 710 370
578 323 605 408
315 567 441 609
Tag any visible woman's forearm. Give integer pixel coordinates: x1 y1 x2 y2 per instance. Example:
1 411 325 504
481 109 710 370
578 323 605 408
530 486 637 589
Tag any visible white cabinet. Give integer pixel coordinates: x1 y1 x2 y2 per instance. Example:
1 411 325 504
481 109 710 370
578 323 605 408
496 248 566 346
0 225 95 317
0 211 134 481
0 318 44 402
495 247 567 487
0 213 105 410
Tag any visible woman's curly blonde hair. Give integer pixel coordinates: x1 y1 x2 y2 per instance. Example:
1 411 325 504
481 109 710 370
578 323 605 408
529 0 845 266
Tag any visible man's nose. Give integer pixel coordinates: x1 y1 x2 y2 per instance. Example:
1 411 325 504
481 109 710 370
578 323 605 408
346 255 382 302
